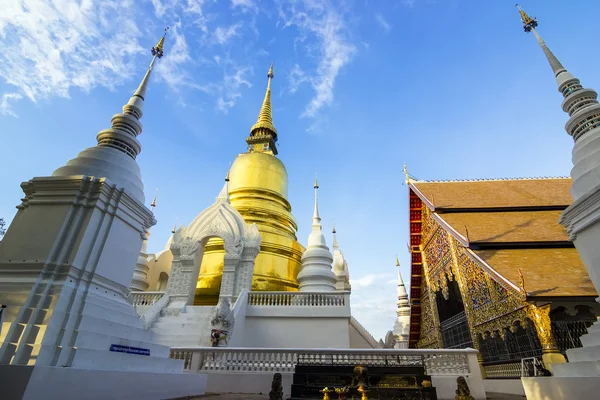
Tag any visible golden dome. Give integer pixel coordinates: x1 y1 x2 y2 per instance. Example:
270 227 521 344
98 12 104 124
229 152 288 198
194 65 304 305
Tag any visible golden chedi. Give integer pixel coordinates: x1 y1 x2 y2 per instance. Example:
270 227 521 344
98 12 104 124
195 64 305 305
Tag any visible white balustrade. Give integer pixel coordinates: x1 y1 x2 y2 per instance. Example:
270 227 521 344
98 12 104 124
247 291 349 307
169 347 478 377
128 291 165 306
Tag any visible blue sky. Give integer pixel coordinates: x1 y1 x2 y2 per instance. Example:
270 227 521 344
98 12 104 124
1 0 599 340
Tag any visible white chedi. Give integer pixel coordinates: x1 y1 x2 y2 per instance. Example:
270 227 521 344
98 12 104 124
393 257 411 349
332 221 351 291
297 178 337 292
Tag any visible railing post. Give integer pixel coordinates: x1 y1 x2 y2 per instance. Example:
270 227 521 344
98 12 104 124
466 349 483 379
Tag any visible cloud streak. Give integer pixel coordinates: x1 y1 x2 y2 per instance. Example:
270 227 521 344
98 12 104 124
279 0 357 118
0 0 144 107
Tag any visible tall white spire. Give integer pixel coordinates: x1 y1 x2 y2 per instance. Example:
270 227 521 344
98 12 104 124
52 28 169 203
393 256 410 349
297 176 337 292
332 218 351 291
518 5 600 200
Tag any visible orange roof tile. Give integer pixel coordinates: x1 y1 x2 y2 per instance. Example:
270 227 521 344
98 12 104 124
439 210 569 243
412 178 572 210
473 248 596 297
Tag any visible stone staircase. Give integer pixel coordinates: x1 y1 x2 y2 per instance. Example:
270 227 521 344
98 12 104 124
150 306 215 347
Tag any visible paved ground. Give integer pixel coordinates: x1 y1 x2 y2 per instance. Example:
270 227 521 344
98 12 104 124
180 392 526 399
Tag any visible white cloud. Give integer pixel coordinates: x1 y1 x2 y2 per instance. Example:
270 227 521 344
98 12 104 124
216 63 253 113
214 23 242 45
155 24 193 90
0 92 23 117
289 64 309 94
375 13 391 33
0 0 144 103
231 0 257 13
350 272 398 340
279 0 357 118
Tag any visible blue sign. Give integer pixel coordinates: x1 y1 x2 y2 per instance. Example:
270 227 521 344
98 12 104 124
110 344 150 356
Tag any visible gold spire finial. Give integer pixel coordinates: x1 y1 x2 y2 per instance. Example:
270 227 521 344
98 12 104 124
247 63 278 154
516 4 538 32
396 254 400 267
314 171 319 189
332 217 336 233
152 27 169 58
150 188 158 212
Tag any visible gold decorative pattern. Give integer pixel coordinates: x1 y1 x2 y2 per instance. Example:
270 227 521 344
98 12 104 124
526 303 559 352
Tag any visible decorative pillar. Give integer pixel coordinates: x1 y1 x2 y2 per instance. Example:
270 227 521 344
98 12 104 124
131 230 151 291
527 304 566 370
165 233 199 313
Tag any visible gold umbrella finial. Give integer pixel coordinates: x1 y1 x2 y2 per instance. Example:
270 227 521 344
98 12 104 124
150 188 158 212
152 27 170 58
516 4 538 32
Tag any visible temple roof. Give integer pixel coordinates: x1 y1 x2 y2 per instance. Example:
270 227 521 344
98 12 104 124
439 210 568 243
412 178 572 210
408 176 596 300
474 248 596 297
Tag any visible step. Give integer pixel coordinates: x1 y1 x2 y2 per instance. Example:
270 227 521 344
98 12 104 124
85 293 140 317
580 328 600 347
184 306 215 315
71 347 183 373
151 321 210 332
82 301 144 328
552 360 600 377
152 333 204 347
79 314 154 343
74 330 171 358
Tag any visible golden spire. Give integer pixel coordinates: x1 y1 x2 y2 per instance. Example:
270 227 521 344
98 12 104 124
150 188 158 212
247 62 279 155
395 255 400 267
516 4 537 31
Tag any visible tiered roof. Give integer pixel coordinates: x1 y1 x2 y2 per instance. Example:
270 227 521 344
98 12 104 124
409 177 595 299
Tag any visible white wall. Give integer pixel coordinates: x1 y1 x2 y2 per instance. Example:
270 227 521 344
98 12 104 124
0 365 207 400
146 249 172 291
206 372 293 397
243 317 350 348
483 379 525 396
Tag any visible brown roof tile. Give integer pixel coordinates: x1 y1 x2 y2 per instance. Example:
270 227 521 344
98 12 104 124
412 178 573 209
440 210 569 243
473 248 596 297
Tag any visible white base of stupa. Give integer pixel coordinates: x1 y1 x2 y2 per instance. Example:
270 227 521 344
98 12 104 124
0 365 207 400
521 377 600 400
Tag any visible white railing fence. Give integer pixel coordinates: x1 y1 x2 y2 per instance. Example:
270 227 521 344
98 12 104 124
169 347 480 377
128 291 165 306
140 293 170 329
247 291 350 307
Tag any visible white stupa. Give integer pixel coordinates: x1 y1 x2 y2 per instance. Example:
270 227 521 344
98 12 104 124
332 220 351 291
297 176 337 292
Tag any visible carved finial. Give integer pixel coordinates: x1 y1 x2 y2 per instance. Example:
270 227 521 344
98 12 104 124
403 162 410 184
150 188 158 212
518 268 526 293
516 4 538 32
151 27 169 58
464 225 470 243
